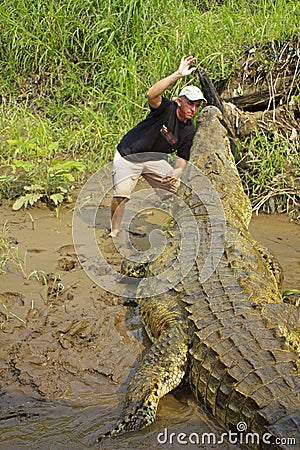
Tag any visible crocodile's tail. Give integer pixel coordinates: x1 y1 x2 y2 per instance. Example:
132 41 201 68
97 295 191 442
97 401 157 441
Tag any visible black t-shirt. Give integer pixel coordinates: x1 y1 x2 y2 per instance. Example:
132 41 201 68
117 97 196 162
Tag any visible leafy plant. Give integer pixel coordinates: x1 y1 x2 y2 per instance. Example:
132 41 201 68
9 157 85 210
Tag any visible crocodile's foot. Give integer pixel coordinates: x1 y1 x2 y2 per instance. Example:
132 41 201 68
97 403 156 442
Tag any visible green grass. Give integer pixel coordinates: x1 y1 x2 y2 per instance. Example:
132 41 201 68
0 0 299 208
237 130 299 215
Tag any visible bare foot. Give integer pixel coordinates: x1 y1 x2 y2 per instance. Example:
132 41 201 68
109 229 120 238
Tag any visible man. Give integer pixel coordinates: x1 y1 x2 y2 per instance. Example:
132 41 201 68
110 55 206 237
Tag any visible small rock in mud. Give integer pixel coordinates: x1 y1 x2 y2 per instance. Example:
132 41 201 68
57 257 77 271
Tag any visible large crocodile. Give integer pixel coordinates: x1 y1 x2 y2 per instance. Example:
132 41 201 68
98 106 300 448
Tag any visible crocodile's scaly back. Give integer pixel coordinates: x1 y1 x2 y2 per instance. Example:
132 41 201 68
184 106 300 445
98 106 299 448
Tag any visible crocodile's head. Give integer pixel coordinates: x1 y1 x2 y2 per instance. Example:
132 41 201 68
191 105 253 229
198 105 223 121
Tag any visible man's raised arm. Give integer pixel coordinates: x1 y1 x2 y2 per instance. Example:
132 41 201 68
146 55 197 109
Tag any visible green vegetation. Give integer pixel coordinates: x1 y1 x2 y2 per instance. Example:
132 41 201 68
0 222 27 277
237 130 299 215
0 0 299 210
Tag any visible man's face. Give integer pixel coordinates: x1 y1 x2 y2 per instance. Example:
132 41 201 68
177 96 202 121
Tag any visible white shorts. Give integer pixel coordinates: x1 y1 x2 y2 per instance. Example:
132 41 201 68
112 150 180 198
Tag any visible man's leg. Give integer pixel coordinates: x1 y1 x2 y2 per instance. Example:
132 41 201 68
110 196 127 237
110 151 141 237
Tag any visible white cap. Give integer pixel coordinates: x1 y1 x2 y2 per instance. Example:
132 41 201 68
178 85 207 102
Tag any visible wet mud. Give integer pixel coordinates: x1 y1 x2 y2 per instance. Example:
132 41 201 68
0 198 299 449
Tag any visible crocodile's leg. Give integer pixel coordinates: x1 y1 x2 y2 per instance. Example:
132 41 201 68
97 294 192 441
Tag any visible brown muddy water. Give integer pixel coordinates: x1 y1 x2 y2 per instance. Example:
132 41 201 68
0 198 299 450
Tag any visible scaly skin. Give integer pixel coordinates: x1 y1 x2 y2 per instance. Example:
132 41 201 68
98 107 300 448
98 294 192 439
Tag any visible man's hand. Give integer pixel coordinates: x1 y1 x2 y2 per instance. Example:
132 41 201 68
177 55 197 77
147 56 197 109
161 157 187 187
161 168 182 187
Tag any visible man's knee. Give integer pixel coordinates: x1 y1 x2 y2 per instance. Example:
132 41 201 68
111 196 129 209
